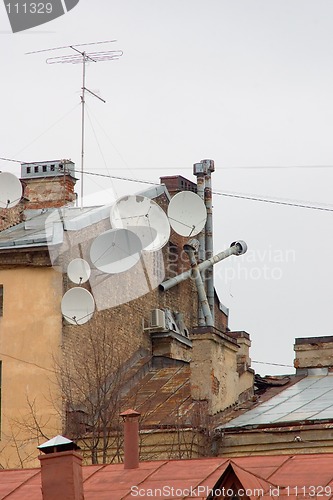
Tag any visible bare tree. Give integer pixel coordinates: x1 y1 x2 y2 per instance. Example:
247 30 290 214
57 314 126 464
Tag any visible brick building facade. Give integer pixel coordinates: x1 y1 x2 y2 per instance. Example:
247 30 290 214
0 161 254 467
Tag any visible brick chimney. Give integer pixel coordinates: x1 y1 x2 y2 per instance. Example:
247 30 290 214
0 160 77 232
160 175 197 197
22 159 77 209
120 409 140 469
294 335 333 374
38 435 84 500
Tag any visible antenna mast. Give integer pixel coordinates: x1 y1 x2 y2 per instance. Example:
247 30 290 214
27 41 123 209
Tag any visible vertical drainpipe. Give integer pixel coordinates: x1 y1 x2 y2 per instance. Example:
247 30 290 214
203 159 215 325
184 239 214 327
193 161 208 326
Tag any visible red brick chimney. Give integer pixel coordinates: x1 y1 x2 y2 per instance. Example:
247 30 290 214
22 159 77 209
160 175 197 197
0 160 77 231
38 435 84 500
120 409 141 469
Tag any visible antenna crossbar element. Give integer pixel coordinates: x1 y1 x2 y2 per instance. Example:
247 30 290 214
25 40 118 55
46 50 123 64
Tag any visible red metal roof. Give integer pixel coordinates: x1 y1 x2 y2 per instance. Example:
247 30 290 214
2 453 333 499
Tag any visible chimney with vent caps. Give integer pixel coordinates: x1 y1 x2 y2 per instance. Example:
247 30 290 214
38 435 84 500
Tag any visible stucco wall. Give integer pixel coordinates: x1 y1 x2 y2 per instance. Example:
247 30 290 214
0 267 63 467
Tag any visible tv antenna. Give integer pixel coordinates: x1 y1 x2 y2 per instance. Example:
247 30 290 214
27 40 123 209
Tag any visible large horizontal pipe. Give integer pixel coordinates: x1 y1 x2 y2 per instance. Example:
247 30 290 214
160 240 247 292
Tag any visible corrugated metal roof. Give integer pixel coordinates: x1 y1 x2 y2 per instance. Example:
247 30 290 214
221 372 333 430
0 184 169 250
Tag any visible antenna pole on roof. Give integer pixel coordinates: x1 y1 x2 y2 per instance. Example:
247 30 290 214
26 41 123 210
81 52 87 211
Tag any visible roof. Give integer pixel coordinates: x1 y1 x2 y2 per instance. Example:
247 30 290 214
0 206 109 249
220 370 333 430
2 453 333 499
0 184 169 250
122 358 198 428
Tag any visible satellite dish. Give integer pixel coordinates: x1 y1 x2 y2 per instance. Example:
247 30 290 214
0 172 22 208
67 258 91 284
61 287 95 325
90 228 142 274
125 225 158 249
167 191 207 237
110 195 170 251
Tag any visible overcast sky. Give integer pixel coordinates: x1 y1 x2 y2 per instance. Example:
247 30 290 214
1 0 333 375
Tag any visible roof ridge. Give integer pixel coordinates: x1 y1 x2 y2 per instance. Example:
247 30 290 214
120 460 169 500
265 455 295 481
1 469 41 499
229 460 278 489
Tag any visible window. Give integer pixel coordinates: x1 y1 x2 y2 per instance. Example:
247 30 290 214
50 164 55 172
26 167 31 174
34 166 39 173
42 165 47 173
0 285 3 316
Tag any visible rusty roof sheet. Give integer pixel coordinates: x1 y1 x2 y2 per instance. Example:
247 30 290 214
122 361 197 427
3 453 333 499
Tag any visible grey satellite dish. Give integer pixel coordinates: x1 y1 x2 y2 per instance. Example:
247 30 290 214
167 191 207 237
0 172 22 208
110 195 170 251
61 287 95 325
90 228 142 274
67 258 91 284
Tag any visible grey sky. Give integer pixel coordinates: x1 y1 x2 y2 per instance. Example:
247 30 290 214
1 0 333 374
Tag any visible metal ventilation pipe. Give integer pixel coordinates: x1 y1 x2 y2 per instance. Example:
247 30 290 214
202 159 215 323
120 409 141 470
159 241 247 292
184 239 214 327
193 161 207 326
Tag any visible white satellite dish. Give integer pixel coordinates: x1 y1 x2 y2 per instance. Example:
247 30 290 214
67 258 91 284
126 225 158 249
0 172 22 208
61 287 95 325
110 195 170 251
90 228 142 274
167 191 207 237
